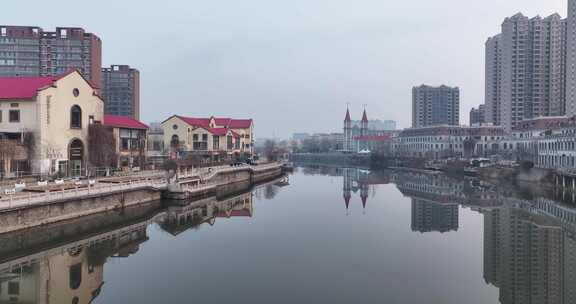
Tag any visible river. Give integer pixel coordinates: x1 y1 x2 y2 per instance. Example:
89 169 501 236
0 166 574 304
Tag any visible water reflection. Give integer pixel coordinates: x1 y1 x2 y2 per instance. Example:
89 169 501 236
2 167 576 303
0 176 286 304
330 166 576 304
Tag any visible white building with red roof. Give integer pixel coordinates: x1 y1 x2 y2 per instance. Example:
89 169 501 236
0 70 104 176
103 114 149 169
161 115 254 160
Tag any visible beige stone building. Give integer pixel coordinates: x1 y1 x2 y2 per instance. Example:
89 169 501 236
103 114 149 170
161 115 254 161
0 70 104 176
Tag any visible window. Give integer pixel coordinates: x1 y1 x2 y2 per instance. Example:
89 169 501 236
121 138 130 150
172 124 178 130
202 134 208 141
69 263 82 290
213 135 220 150
227 136 233 150
0 110 2 123
8 282 19 295
171 135 180 147
9 110 19 123
70 105 82 128
193 134 198 141
10 103 18 108
73 88 80 97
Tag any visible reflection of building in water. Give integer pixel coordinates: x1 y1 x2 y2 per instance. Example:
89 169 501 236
341 168 391 213
393 172 461 233
160 192 254 236
0 187 260 304
411 199 458 233
482 200 576 304
0 226 147 304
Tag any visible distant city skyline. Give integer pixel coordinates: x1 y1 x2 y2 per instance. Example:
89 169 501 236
2 0 568 137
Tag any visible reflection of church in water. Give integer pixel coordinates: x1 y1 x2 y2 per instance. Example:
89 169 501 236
342 168 392 214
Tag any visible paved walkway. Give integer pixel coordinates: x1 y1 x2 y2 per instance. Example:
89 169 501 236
0 163 284 212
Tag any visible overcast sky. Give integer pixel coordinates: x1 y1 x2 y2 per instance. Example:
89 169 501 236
3 0 568 138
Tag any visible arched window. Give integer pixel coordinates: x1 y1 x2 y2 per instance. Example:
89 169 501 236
69 263 82 290
171 135 180 148
70 105 82 129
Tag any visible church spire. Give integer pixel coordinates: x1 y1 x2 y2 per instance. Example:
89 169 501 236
344 107 351 123
361 108 368 123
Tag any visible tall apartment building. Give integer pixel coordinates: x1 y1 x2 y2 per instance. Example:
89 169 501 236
412 85 460 128
568 0 576 116
101 65 140 119
485 13 566 131
0 26 102 84
470 105 486 126
485 34 502 126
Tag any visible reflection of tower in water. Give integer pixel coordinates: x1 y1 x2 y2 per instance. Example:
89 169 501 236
342 168 372 215
360 181 368 214
410 199 458 233
343 168 352 215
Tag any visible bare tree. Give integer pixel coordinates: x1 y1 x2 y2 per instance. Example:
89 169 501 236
263 139 278 161
0 139 16 176
88 124 117 169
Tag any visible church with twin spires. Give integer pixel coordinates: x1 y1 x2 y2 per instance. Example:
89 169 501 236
343 108 393 153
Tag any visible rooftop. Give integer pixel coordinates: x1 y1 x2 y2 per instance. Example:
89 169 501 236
104 115 149 130
0 70 98 100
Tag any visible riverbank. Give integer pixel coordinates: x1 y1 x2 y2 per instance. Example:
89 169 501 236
0 175 288 273
290 153 372 167
291 152 576 191
0 163 287 233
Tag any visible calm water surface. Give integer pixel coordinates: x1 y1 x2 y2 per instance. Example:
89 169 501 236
1 167 575 304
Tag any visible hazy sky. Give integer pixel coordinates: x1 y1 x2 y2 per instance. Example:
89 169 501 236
3 0 568 138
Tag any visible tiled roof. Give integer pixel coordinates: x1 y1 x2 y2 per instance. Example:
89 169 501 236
104 115 149 130
175 116 252 129
0 75 60 100
0 69 100 100
228 119 252 129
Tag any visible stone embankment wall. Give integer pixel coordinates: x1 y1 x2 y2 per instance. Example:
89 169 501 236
0 200 162 262
478 167 555 186
0 165 285 234
0 188 161 234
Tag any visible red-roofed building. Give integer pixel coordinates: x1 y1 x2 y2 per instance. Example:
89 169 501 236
161 115 254 161
0 70 104 176
103 115 149 169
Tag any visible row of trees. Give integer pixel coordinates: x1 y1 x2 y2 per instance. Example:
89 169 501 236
293 137 341 153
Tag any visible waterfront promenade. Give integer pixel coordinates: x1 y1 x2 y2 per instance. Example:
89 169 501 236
0 162 284 212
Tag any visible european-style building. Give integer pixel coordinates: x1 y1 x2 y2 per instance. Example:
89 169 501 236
0 69 104 177
161 115 254 161
103 114 149 170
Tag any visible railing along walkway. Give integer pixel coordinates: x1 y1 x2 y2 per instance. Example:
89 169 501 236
0 163 284 212
0 179 167 211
